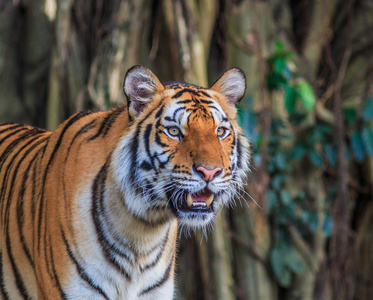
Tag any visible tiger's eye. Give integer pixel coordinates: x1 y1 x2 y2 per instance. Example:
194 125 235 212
168 127 180 137
217 127 225 137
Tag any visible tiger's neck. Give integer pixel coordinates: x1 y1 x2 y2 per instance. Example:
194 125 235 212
89 161 178 256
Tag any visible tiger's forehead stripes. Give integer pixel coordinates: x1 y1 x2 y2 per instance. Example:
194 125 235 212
161 86 230 129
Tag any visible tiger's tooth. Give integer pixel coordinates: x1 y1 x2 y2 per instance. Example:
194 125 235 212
187 194 193 206
205 194 214 206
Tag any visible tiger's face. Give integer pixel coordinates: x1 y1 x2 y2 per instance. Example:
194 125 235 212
113 66 250 229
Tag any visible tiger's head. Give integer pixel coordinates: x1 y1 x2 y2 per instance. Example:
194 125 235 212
112 66 250 229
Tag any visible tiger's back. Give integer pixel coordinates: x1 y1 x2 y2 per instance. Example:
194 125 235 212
0 108 134 298
0 123 51 298
0 66 250 299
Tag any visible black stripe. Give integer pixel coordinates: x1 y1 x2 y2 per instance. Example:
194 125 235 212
128 106 157 186
60 227 109 299
154 151 171 170
34 112 93 295
200 90 211 98
209 106 224 115
172 88 201 99
155 119 168 148
31 149 39 220
171 107 186 121
0 252 11 300
236 135 242 169
0 127 29 147
5 229 32 299
37 111 94 250
140 227 170 272
155 105 165 118
164 116 175 122
129 129 140 187
2 135 47 300
60 119 98 246
48 234 67 299
176 99 193 104
0 124 23 136
96 161 136 257
130 103 159 161
139 254 174 295
154 135 168 149
144 124 156 171
17 145 46 267
87 106 125 141
92 163 132 280
0 128 44 167
60 119 97 225
0 130 43 217
4 135 47 227
140 160 153 171
67 119 96 154
0 122 17 126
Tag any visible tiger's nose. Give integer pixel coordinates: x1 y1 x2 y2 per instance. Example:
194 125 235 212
195 166 223 182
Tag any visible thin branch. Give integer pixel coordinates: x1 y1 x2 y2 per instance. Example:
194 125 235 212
288 225 319 273
315 101 335 125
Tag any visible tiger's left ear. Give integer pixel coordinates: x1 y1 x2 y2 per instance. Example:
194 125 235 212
123 65 164 117
210 68 246 105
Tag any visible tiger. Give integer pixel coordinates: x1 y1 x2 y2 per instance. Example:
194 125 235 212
0 65 250 299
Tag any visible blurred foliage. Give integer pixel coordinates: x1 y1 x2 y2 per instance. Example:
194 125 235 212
240 41 373 289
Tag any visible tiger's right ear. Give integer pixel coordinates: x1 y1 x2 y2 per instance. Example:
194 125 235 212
123 65 164 117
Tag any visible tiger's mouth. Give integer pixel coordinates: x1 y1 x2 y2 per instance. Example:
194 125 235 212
169 188 214 215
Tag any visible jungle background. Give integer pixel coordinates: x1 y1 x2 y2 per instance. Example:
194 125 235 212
1 0 373 299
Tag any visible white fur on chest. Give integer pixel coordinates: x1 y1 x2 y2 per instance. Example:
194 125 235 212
65 185 177 299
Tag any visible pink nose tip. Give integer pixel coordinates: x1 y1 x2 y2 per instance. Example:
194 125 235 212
195 166 223 182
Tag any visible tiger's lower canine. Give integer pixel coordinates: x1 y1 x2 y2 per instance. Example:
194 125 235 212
0 66 249 299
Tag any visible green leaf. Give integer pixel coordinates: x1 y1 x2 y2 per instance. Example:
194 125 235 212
351 131 365 162
280 190 292 206
363 97 373 121
275 40 284 52
343 107 357 124
296 81 316 112
309 150 323 167
323 144 337 166
362 126 373 157
274 57 286 74
301 210 310 224
289 145 306 161
267 73 288 90
272 175 283 190
270 246 292 287
275 153 286 170
285 86 297 114
308 213 319 232
317 124 333 136
266 189 277 210
286 248 303 274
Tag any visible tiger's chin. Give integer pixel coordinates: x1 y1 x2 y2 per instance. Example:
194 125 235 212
167 188 218 228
